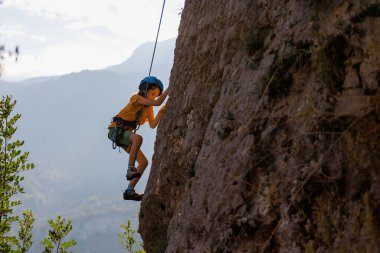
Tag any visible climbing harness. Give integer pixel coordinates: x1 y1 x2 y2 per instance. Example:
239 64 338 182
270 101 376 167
110 117 138 150
113 117 138 131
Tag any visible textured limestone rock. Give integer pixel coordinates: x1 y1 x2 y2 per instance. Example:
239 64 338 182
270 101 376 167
140 1 380 252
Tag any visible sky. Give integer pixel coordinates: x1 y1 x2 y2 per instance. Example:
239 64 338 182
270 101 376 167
0 0 185 81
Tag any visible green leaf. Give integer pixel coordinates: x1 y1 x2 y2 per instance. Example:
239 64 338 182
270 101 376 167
41 238 54 249
60 239 77 249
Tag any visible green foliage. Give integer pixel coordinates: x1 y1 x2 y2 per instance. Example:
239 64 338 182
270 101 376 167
1 96 76 252
0 95 35 252
119 220 145 253
41 216 77 253
16 210 35 253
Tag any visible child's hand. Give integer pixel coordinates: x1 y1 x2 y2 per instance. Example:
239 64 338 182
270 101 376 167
159 104 166 113
162 88 169 97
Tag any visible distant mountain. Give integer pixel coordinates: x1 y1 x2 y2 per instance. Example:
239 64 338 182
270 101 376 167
0 79 24 93
2 38 175 253
107 38 175 78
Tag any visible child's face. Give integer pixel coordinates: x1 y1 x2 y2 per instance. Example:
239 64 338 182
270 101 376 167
147 87 160 100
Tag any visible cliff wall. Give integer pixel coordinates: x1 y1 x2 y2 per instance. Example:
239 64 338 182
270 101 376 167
140 1 380 252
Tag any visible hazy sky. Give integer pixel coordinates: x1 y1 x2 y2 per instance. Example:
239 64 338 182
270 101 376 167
0 0 184 81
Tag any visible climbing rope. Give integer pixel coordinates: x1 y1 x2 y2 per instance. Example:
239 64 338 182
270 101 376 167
138 0 166 133
148 0 167 77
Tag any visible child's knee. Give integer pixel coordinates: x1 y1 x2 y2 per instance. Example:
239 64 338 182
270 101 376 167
131 134 143 144
140 159 148 169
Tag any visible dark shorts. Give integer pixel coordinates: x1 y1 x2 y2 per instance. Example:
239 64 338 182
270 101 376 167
108 128 132 148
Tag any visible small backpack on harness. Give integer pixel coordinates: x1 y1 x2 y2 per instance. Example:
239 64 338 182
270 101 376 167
109 116 138 149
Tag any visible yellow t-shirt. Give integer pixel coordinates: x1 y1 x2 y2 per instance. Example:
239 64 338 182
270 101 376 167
108 94 153 128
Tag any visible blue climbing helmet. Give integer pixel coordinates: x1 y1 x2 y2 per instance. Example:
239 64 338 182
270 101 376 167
139 76 164 96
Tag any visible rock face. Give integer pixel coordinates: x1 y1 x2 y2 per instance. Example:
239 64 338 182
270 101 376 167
140 1 380 252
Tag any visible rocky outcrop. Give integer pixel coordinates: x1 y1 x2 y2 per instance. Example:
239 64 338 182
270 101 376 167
140 1 380 252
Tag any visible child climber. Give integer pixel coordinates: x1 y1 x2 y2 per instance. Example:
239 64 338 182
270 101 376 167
108 76 168 201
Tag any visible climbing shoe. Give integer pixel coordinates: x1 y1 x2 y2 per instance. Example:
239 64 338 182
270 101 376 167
126 167 142 180
123 189 143 201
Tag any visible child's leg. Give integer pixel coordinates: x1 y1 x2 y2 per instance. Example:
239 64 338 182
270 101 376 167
128 133 143 166
123 149 147 200
128 150 148 188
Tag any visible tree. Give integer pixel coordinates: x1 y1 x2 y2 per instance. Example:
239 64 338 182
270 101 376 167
0 96 35 252
16 210 35 253
119 219 146 253
41 216 77 253
1 96 77 253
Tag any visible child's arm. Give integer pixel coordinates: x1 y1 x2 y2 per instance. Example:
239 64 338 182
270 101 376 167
137 89 169 106
148 105 166 128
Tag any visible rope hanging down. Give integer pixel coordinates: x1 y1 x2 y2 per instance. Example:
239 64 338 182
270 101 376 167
148 0 167 77
139 0 166 134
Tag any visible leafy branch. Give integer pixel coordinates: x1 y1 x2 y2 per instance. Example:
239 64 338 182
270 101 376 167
119 220 145 253
41 216 77 253
0 95 35 252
